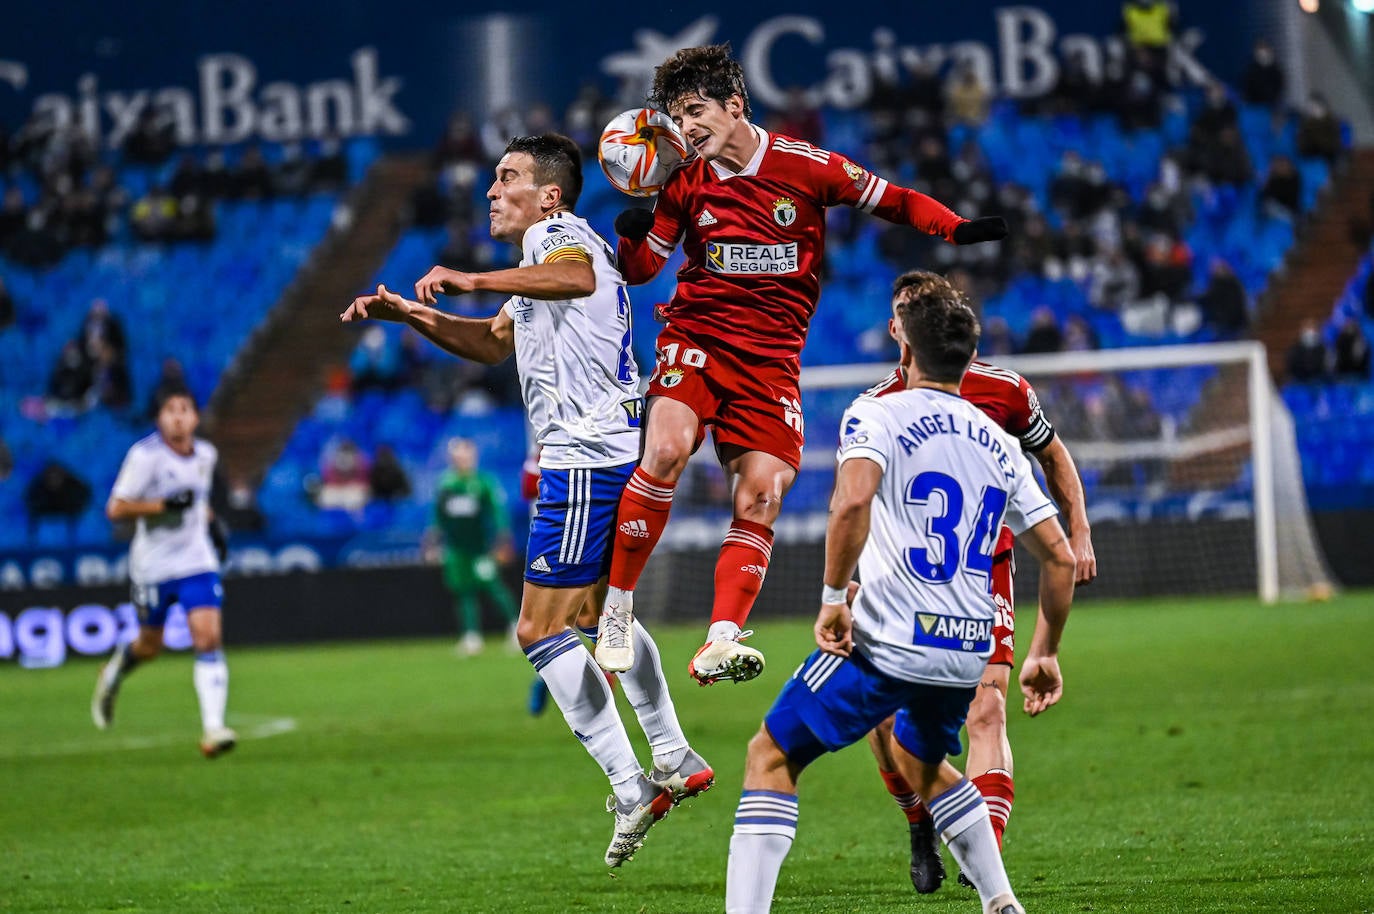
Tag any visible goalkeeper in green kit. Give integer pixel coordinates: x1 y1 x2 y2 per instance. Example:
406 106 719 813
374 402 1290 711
432 438 519 655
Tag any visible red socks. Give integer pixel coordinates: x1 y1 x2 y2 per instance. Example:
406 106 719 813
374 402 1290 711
709 519 774 628
881 769 1013 841
608 468 675 591
972 770 1015 849
606 472 775 637
880 770 928 824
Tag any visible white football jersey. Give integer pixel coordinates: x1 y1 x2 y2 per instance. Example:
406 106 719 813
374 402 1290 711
502 212 641 470
836 387 1059 687
111 434 219 585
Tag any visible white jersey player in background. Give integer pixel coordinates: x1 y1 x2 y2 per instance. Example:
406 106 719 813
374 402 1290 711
724 271 1076 914
92 387 236 758
342 134 710 868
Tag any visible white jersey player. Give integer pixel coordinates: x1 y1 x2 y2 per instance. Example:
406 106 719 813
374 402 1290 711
839 387 1060 687
341 133 709 869
724 272 1076 914
92 387 236 759
505 210 641 471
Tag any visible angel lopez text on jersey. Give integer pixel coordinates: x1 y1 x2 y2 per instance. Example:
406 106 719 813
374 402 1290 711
836 387 1059 688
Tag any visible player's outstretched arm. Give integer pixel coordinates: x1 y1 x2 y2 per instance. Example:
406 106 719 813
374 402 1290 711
414 262 595 303
341 284 514 365
856 171 1006 245
1017 515 1076 716
1032 437 1097 584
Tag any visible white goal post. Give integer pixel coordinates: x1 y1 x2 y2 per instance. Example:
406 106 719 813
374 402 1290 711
798 341 1333 604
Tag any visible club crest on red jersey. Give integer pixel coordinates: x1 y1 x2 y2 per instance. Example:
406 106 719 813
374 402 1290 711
841 160 867 189
772 197 797 227
658 368 684 388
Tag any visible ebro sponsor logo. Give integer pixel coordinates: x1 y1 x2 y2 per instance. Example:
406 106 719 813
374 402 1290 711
705 241 799 275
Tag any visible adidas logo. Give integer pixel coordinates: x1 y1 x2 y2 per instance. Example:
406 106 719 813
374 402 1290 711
697 208 717 227
529 555 552 573
619 519 650 539
740 564 765 579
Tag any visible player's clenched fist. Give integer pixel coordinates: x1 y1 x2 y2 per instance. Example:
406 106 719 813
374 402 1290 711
414 266 477 304
1018 654 1064 717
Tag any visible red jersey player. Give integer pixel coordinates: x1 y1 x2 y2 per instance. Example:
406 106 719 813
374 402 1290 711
593 44 1009 685
862 271 1097 895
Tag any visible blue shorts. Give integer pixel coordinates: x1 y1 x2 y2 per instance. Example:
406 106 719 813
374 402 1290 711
764 649 976 770
131 571 223 628
525 463 636 588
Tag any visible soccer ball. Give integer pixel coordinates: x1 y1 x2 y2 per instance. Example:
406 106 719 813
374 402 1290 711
597 108 692 197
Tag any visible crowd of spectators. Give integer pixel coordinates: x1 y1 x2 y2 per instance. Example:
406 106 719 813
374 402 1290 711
9 9 1371 541
1287 317 1371 383
0 110 349 265
41 299 131 416
854 24 1353 358
308 435 413 514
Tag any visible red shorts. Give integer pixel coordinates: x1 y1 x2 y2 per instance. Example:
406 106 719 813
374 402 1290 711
989 549 1016 667
645 325 805 470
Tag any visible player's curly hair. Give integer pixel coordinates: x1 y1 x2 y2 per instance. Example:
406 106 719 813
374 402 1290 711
649 43 752 120
891 271 980 383
504 133 583 208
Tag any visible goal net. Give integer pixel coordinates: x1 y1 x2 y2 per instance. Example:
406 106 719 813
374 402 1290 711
630 341 1333 625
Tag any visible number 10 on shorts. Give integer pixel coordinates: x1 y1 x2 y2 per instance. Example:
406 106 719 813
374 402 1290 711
658 342 708 368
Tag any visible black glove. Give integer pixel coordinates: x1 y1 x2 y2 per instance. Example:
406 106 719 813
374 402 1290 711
952 216 1009 245
209 517 230 563
615 207 655 242
164 490 194 512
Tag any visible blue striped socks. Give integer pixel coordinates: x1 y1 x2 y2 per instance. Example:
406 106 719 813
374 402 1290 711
726 790 799 913
928 777 1014 908
523 630 642 802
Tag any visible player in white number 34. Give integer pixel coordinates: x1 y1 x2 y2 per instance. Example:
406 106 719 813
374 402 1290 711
723 271 1077 914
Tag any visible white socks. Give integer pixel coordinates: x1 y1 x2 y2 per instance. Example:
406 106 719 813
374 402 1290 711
708 620 742 643
524 630 642 802
726 790 799 914
617 621 689 767
193 650 229 732
928 778 1016 909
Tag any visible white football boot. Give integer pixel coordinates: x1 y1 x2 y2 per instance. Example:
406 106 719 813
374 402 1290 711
688 633 765 685
648 748 715 804
199 726 238 759
604 776 673 867
985 893 1025 914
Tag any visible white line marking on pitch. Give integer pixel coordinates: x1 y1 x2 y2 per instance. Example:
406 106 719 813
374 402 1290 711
0 715 298 759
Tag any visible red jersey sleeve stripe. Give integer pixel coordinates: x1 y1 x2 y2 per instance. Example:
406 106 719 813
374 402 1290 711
858 176 890 213
646 231 674 259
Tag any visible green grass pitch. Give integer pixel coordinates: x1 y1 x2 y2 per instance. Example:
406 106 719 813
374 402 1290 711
2 592 1371 913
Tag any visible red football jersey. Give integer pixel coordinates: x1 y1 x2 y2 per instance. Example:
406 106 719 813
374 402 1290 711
866 361 1056 555
618 126 966 361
